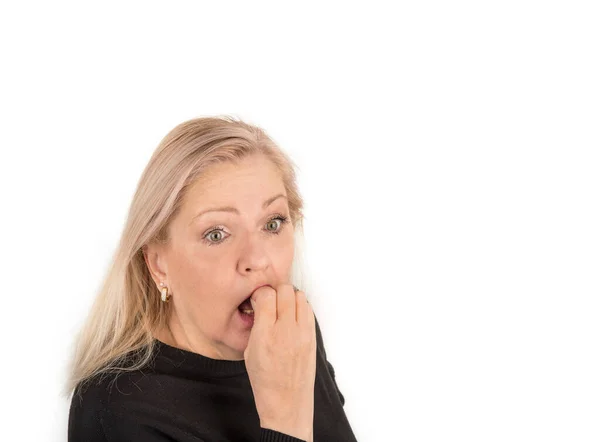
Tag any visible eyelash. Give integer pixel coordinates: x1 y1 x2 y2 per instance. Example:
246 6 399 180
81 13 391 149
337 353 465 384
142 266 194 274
202 213 290 247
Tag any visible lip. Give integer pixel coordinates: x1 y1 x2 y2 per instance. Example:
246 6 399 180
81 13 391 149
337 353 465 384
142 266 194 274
238 308 255 328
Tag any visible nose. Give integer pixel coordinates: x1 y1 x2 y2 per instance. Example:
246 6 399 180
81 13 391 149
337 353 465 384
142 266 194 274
238 235 270 274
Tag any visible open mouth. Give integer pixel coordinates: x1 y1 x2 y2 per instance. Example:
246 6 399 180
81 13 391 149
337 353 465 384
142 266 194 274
238 296 254 315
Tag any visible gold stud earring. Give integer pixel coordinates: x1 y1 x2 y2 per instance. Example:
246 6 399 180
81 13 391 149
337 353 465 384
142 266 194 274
159 282 171 303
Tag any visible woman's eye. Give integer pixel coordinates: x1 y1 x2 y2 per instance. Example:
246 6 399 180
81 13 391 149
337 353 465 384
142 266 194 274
202 214 290 247
266 219 280 231
207 230 224 243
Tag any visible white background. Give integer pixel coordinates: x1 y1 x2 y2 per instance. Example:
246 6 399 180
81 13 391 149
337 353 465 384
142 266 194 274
1 1 599 441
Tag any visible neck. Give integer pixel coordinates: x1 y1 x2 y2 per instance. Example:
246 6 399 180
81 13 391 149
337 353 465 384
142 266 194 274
154 309 244 361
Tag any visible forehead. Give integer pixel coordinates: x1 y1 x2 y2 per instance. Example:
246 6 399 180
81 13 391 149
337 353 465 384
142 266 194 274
184 155 285 208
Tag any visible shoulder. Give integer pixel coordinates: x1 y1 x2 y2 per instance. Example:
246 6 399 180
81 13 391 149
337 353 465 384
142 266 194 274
72 367 154 410
68 373 114 441
68 368 155 441
69 370 129 418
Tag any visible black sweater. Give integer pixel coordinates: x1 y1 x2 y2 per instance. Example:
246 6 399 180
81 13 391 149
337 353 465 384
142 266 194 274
68 316 358 442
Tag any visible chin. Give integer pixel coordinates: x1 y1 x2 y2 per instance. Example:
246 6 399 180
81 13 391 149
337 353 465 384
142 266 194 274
230 329 250 350
229 340 248 360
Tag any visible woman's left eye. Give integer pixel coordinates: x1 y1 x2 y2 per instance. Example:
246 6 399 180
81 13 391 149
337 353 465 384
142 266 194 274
202 214 290 247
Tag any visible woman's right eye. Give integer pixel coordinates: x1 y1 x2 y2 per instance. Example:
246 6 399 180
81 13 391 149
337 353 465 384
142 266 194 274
203 227 228 246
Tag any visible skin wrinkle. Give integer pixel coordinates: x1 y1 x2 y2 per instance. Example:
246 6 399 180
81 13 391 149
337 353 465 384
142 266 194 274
144 154 295 361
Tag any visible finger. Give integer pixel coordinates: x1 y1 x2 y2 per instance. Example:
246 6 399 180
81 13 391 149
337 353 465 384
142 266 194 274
295 289 310 325
276 283 296 324
250 285 277 327
293 285 309 303
292 285 308 302
306 304 316 345
298 293 316 345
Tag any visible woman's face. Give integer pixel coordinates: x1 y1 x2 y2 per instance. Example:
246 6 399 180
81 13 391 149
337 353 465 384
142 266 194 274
146 154 295 359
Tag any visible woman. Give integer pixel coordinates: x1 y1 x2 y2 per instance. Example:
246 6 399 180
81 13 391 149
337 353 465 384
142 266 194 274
65 116 358 442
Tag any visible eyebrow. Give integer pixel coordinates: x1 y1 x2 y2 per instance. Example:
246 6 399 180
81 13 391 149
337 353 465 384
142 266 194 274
189 193 288 224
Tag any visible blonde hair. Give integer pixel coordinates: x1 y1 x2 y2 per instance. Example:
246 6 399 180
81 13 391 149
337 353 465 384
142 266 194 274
63 115 308 398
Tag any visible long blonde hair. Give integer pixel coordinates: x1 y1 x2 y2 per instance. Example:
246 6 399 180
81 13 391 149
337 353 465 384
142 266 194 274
63 115 307 398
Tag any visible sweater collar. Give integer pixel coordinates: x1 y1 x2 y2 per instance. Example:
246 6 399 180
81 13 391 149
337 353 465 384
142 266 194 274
150 338 248 378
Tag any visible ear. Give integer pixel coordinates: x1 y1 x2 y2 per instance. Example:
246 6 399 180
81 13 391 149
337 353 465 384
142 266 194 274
142 243 168 286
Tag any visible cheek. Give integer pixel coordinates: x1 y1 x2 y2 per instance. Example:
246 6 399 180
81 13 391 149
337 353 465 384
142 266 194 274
170 256 217 298
273 236 295 270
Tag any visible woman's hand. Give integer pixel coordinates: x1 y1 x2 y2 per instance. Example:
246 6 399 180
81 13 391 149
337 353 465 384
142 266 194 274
243 283 317 442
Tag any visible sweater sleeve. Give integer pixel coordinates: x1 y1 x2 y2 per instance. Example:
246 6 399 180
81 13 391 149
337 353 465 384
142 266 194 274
260 427 307 441
314 315 346 407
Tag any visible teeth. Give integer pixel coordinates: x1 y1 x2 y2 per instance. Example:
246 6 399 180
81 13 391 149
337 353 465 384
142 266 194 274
241 309 254 314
